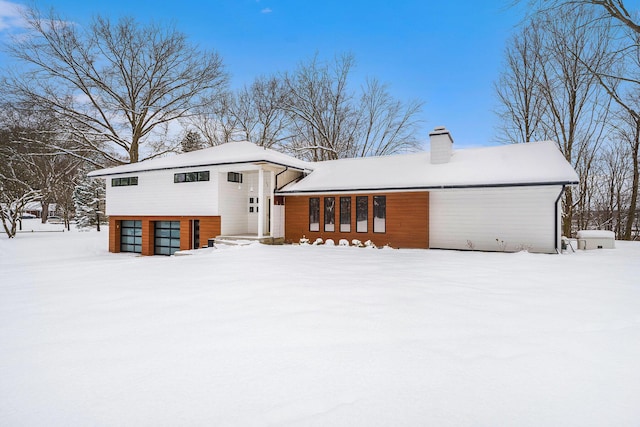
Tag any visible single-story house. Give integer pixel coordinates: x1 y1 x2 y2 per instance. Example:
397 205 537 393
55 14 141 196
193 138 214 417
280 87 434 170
87 127 578 255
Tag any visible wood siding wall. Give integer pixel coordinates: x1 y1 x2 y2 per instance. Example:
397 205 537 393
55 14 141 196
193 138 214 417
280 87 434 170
108 215 221 255
284 192 429 248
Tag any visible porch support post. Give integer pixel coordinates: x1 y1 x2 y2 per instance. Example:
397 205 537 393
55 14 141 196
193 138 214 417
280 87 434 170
269 170 275 237
258 168 264 237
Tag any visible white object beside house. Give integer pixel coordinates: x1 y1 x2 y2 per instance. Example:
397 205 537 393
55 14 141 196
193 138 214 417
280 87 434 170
576 230 616 250
88 127 579 255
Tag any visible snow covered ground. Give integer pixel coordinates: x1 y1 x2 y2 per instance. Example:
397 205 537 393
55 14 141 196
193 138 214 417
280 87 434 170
1 221 639 426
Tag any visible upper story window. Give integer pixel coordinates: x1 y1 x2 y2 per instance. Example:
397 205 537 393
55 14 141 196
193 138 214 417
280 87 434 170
112 176 138 187
227 172 243 183
174 171 210 183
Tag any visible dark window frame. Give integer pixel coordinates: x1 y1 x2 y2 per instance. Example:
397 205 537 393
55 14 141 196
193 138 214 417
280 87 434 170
373 195 386 234
154 220 181 256
174 171 210 183
324 197 335 232
340 197 351 233
111 176 138 187
120 220 142 253
356 196 368 233
227 172 243 183
309 197 320 232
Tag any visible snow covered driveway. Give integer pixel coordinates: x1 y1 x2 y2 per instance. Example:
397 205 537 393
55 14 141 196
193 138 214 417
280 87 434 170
1 228 639 426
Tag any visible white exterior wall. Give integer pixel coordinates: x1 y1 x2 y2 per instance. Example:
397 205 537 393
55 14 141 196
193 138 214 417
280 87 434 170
105 168 218 216
272 205 285 238
429 186 563 253
218 171 250 235
218 170 272 235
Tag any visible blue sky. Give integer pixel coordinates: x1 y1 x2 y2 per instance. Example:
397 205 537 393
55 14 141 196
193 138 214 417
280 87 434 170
0 0 527 148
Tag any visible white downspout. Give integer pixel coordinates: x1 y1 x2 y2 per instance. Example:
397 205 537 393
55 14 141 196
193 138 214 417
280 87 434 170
257 168 264 237
269 170 275 237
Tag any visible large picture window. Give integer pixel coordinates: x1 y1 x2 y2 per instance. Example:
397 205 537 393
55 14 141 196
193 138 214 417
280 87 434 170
174 171 210 183
112 176 138 187
309 198 320 232
356 196 368 233
324 197 335 232
373 195 386 233
340 197 351 232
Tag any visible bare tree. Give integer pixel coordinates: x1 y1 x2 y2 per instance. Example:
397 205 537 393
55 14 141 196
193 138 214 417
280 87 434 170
184 93 242 147
186 53 423 160
279 53 423 160
0 125 41 238
0 104 85 224
356 78 423 157
495 20 548 143
281 54 360 161
232 76 292 149
524 0 640 239
496 8 612 236
4 7 227 165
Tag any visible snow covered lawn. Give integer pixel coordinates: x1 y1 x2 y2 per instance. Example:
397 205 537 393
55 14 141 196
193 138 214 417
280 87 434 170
1 225 639 426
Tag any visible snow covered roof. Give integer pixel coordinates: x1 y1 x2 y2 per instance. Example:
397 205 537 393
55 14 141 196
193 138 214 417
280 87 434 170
278 141 579 194
87 142 311 177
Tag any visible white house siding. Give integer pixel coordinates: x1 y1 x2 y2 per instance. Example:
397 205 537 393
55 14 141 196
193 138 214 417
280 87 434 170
105 168 218 216
272 205 285 238
218 172 250 235
429 186 563 253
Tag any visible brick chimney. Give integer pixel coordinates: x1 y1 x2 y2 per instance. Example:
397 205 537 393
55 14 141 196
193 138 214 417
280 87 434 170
429 126 453 164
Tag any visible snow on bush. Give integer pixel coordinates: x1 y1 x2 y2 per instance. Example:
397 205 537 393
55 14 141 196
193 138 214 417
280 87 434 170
338 239 350 247
364 240 376 248
312 237 324 245
351 239 363 247
324 239 335 246
299 236 310 245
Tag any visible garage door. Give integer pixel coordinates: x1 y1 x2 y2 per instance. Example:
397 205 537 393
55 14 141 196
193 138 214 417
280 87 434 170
121 220 142 253
155 221 180 255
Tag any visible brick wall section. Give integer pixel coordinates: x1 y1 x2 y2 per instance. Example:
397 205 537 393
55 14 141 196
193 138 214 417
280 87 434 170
108 216 221 255
284 192 429 248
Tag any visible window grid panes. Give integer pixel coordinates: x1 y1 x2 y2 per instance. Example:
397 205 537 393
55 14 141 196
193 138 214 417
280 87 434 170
120 220 142 253
154 221 180 255
112 176 138 187
227 172 243 183
309 198 320 232
174 171 210 183
373 196 386 233
356 196 368 233
324 197 335 232
340 197 351 232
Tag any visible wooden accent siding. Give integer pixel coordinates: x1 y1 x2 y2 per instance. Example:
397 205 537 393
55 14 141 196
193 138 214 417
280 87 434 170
107 216 221 255
109 218 120 253
284 192 429 248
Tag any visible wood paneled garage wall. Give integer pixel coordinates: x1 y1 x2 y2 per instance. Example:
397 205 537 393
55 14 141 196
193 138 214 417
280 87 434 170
109 216 221 255
284 192 429 248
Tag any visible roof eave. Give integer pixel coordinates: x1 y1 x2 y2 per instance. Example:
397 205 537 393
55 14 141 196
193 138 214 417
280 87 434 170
276 180 580 195
88 159 310 178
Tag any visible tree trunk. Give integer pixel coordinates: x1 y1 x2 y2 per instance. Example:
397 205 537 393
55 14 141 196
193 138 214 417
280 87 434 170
563 188 573 237
624 142 639 239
